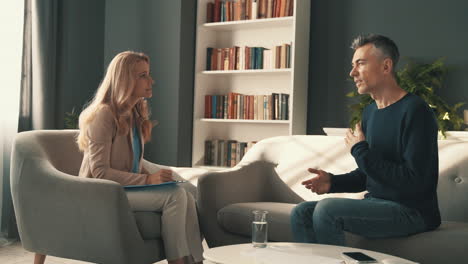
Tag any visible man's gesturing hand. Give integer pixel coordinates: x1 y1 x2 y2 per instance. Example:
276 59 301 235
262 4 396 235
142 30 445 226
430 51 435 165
146 169 174 185
302 168 331 194
345 122 365 150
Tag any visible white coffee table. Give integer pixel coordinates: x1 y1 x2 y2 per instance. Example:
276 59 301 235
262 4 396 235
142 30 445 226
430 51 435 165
203 242 417 264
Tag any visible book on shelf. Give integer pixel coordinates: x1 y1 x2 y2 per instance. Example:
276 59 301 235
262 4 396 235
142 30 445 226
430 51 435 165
204 139 258 167
206 44 291 71
204 93 289 120
205 0 293 23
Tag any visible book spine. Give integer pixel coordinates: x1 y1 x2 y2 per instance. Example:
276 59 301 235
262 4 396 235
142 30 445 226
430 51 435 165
267 0 273 18
254 95 258 120
236 142 241 164
227 141 231 167
212 140 218 166
284 0 290 18
229 47 235 70
230 142 237 167
240 95 244 119
279 0 286 17
245 46 250 70
214 0 221 22
224 95 228 119
206 47 213 70
219 140 225 166
236 94 241 119
258 95 264 120
289 0 294 16
204 140 211 165
251 0 258 19
212 95 217 119
207 2 214 23
217 48 222 70
220 1 225 22
205 95 210 118
235 46 241 70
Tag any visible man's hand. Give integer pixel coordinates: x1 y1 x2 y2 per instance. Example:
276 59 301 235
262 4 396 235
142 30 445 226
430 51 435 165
146 169 174 185
302 168 331 194
345 122 365 151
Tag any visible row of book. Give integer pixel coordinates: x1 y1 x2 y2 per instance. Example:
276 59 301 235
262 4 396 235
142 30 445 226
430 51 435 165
205 139 257 167
204 93 289 120
206 0 294 23
206 44 291 71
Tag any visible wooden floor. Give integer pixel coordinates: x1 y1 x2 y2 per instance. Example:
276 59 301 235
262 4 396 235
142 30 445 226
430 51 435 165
0 241 90 264
0 240 182 264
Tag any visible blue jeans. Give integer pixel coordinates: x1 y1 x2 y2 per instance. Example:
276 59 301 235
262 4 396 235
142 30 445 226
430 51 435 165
290 197 427 246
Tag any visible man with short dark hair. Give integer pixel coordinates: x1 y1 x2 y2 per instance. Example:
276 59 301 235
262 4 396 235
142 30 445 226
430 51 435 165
290 34 441 245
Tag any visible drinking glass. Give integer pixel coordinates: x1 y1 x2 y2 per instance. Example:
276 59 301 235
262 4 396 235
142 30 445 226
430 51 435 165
252 210 268 248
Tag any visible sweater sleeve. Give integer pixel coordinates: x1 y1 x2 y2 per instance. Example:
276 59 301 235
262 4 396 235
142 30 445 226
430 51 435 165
329 168 367 193
86 107 148 186
350 103 438 192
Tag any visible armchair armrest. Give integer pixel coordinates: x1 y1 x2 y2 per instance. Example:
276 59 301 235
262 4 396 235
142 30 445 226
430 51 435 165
197 160 303 247
11 157 145 263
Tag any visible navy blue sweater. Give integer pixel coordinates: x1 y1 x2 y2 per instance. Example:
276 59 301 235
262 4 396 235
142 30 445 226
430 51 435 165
330 93 441 230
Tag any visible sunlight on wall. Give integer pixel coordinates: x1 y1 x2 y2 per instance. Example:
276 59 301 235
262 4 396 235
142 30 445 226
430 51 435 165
0 1 25 226
0 2 24 122
0 1 24 128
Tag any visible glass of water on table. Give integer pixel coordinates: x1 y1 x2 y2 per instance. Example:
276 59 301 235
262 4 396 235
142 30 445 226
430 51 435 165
252 210 268 248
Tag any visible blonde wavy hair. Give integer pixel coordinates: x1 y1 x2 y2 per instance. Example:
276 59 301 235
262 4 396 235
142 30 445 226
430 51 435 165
77 51 154 152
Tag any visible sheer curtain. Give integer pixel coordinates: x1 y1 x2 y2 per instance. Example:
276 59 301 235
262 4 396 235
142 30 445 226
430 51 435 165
0 1 25 244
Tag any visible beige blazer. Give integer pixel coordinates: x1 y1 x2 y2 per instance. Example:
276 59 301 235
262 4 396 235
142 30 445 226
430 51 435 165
78 105 149 186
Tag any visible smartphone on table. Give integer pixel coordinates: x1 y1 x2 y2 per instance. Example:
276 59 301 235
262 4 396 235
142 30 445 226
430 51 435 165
342 252 378 263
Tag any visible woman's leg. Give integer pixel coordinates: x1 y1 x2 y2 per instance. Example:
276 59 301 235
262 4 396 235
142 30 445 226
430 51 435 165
184 192 204 263
34 253 46 264
126 185 190 262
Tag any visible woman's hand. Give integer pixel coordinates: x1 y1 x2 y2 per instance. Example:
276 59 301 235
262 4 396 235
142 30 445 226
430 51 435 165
146 169 174 184
302 168 332 194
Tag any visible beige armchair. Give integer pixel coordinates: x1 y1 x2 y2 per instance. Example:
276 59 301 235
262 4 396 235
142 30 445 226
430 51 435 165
10 130 206 264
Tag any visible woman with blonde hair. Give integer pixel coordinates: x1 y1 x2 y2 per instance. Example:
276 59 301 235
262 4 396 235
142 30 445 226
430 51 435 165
34 51 203 264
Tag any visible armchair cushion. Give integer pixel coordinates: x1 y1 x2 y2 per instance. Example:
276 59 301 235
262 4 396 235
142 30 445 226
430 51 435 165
218 202 296 242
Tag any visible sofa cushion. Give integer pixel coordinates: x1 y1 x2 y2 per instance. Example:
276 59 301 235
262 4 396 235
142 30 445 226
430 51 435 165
218 202 297 242
133 212 162 240
346 221 468 264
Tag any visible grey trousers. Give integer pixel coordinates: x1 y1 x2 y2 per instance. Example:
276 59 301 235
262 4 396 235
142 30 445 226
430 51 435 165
125 185 203 262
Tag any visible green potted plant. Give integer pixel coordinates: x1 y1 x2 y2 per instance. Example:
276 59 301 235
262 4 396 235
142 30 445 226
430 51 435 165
64 107 80 129
346 58 466 138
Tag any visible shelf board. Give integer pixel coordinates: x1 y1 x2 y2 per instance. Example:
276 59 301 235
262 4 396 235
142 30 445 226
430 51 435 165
201 68 291 75
202 16 293 31
200 118 290 124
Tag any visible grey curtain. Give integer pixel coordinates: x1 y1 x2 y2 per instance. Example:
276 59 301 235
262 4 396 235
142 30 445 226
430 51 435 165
0 0 60 242
18 0 59 132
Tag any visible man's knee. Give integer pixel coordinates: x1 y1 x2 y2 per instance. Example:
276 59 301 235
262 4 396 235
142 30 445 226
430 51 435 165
291 201 317 223
313 198 342 222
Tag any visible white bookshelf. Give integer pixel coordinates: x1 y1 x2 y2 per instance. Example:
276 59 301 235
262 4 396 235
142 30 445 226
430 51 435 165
192 0 310 168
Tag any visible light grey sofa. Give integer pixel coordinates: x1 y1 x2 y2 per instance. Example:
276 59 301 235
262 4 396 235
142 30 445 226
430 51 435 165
10 130 207 264
197 135 468 264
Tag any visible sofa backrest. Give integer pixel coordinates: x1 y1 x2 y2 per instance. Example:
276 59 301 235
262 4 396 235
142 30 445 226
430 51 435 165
238 135 468 222
14 130 83 176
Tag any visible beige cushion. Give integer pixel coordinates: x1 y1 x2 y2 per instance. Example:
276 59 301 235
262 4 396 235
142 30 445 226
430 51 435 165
218 202 296 242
